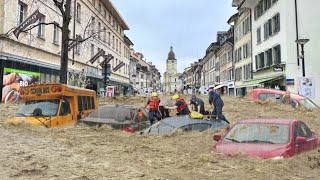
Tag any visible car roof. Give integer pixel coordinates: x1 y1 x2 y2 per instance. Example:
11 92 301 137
253 88 307 100
237 118 297 125
159 115 220 127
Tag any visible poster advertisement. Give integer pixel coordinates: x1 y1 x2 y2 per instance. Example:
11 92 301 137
298 77 315 99
2 68 40 103
106 86 115 97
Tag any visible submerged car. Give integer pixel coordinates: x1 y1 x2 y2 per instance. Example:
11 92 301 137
141 115 230 135
246 88 319 109
213 118 320 159
81 105 149 132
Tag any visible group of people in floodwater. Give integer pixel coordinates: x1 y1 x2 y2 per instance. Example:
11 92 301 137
143 86 228 125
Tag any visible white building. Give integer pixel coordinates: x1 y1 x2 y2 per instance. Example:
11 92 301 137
242 0 320 104
163 46 182 93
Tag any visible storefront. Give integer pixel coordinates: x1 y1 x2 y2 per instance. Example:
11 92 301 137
0 56 61 103
238 75 285 96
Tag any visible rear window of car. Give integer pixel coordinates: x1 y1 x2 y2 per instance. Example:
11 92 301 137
89 107 135 122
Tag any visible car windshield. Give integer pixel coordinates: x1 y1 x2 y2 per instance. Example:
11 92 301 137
299 99 318 109
16 100 59 117
223 123 290 144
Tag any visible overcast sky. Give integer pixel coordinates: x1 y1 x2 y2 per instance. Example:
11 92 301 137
112 0 236 75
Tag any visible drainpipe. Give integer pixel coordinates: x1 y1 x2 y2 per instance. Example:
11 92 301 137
72 0 76 63
250 8 254 80
295 0 300 66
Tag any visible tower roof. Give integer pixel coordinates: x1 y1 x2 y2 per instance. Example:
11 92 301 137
167 46 176 60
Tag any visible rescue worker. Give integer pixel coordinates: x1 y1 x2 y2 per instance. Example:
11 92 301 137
208 87 229 123
144 92 162 125
165 94 190 116
188 95 207 115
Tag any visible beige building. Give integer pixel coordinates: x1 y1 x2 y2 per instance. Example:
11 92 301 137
163 46 181 93
229 0 253 96
216 31 234 95
0 0 131 98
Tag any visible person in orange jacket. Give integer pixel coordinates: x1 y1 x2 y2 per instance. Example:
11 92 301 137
144 92 162 125
165 94 190 116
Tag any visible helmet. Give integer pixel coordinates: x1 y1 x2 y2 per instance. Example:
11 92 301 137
151 92 158 97
172 94 180 100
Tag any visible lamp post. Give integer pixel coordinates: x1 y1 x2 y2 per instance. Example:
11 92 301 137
295 39 310 77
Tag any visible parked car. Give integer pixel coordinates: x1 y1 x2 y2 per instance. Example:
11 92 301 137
141 115 230 135
213 118 320 159
81 105 149 132
246 88 319 109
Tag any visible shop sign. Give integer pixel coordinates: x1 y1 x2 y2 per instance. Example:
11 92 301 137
86 66 99 76
286 79 295 86
273 67 284 72
106 86 115 97
13 10 43 38
2 68 40 103
228 82 234 88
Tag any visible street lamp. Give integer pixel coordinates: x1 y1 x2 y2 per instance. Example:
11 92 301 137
295 39 310 77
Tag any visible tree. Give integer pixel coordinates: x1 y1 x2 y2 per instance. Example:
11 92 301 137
53 0 72 84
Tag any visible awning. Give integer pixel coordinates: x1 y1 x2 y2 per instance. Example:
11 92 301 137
241 76 283 86
214 84 227 90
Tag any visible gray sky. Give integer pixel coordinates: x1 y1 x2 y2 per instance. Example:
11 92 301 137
112 0 236 74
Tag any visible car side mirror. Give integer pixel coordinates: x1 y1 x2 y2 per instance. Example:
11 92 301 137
296 136 307 145
213 134 222 141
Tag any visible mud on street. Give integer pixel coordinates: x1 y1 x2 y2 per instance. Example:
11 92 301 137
1 95 320 180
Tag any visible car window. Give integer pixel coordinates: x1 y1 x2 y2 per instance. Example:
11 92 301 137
258 93 267 101
299 99 318 109
223 123 290 144
60 99 71 116
294 122 312 140
148 122 175 135
179 123 212 132
259 93 282 102
192 123 212 131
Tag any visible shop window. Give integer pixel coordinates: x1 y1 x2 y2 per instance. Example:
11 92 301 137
45 74 50 83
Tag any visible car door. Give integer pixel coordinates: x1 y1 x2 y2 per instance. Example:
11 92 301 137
59 98 73 126
293 122 316 154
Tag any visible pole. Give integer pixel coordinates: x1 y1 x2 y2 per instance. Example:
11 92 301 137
301 44 305 77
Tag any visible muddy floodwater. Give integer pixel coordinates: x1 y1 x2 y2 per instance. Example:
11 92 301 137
1 95 320 180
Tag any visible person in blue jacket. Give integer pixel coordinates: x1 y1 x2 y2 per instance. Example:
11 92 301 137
208 87 229 123
188 95 208 115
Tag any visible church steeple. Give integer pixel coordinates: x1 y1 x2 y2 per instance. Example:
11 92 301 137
167 46 176 60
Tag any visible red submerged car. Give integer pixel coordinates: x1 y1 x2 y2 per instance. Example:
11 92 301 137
213 118 320 159
246 88 319 109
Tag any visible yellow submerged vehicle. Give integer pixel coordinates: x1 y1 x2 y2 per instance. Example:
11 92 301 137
8 83 98 127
